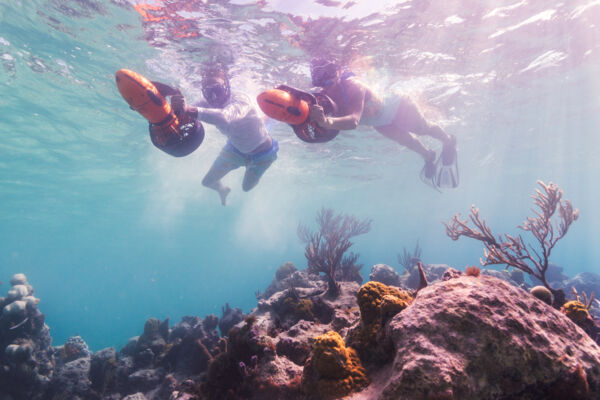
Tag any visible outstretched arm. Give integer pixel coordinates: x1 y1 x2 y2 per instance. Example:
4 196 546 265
310 79 367 130
196 100 251 125
173 94 251 126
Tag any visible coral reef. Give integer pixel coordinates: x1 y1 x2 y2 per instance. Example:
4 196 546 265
0 274 53 400
258 261 322 301
3 238 599 400
194 267 364 400
43 312 221 399
47 355 92 399
218 303 244 336
199 315 262 399
301 331 369 399
445 181 578 307
298 208 371 297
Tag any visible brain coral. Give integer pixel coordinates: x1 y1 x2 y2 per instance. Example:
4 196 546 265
302 331 369 399
530 286 553 305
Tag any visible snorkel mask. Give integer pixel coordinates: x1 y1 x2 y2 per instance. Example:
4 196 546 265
201 65 231 107
310 58 338 87
202 80 230 107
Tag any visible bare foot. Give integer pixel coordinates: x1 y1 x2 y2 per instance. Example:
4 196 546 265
219 186 231 206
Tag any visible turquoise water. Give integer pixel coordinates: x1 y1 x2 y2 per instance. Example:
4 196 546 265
1 0 599 351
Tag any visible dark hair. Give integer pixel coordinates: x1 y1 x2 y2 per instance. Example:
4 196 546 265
310 58 339 87
310 57 339 70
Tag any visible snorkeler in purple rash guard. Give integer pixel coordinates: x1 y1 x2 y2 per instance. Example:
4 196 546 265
172 65 278 205
307 58 458 189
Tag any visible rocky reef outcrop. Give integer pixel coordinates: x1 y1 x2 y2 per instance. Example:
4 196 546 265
375 274 600 400
0 274 53 400
3 262 600 400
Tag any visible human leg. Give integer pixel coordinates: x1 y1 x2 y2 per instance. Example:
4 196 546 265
394 97 456 163
202 147 244 205
417 123 456 165
242 150 278 192
376 125 435 161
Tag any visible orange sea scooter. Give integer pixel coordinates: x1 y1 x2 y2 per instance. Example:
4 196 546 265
115 69 204 157
257 85 339 143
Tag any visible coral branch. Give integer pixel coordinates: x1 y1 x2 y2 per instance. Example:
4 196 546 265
416 262 428 292
444 181 578 307
397 241 422 272
298 208 371 297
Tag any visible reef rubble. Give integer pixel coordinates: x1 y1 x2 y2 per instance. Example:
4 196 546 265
1 264 599 400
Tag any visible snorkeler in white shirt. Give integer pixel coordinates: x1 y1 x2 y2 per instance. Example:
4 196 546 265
172 64 278 205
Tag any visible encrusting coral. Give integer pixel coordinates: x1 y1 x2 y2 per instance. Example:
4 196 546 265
356 281 413 326
301 331 369 399
348 281 413 364
561 300 590 323
277 286 316 323
60 335 91 362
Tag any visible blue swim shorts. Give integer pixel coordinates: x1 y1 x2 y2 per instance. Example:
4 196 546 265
211 139 279 177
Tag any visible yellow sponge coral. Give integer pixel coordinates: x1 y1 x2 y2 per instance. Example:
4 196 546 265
561 300 589 322
357 281 413 326
380 294 411 323
348 282 413 366
302 331 369 399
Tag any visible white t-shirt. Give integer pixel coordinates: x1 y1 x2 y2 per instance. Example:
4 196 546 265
193 92 269 154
